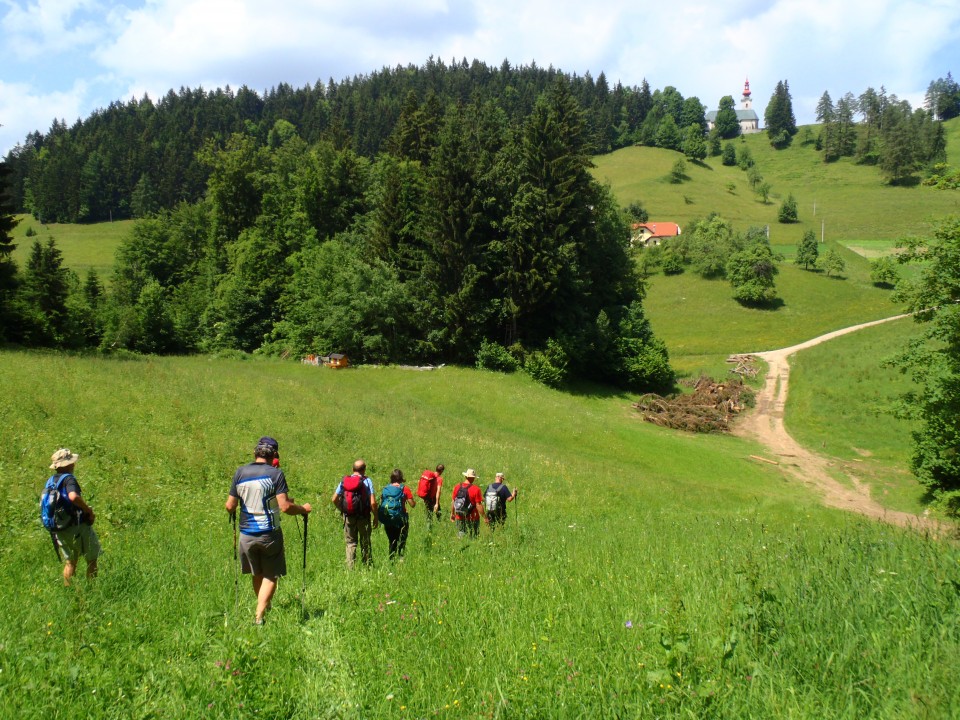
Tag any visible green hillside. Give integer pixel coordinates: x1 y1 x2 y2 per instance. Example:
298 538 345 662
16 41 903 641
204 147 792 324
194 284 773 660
0 351 956 718
9 216 131 281
592 119 960 255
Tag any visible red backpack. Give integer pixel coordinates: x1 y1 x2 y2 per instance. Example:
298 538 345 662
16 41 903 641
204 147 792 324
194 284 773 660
417 470 437 499
340 475 371 516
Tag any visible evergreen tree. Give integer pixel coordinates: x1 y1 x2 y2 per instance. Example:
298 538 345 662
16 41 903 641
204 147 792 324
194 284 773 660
20 237 74 345
0 161 21 341
765 80 797 148
778 193 798 223
795 230 819 270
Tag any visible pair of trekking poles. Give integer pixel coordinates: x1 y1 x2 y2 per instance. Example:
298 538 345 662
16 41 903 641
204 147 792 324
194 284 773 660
230 512 309 622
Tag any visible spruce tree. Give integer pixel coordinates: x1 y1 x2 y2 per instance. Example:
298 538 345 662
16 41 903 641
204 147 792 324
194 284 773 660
0 161 20 341
765 80 798 148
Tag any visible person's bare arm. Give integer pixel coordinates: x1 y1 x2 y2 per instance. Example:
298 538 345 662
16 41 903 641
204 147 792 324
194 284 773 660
277 492 311 516
67 491 95 523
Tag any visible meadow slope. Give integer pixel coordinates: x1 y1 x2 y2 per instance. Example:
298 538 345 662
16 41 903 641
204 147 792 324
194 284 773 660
1 352 957 719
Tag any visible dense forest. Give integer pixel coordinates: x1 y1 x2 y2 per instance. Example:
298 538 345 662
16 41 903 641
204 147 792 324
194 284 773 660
3 58 686 224
0 76 674 391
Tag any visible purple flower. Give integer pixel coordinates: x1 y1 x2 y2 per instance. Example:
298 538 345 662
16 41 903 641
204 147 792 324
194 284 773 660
625 621 633 629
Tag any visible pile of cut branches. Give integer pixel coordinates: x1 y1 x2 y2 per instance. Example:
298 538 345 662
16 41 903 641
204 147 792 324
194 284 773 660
634 375 754 433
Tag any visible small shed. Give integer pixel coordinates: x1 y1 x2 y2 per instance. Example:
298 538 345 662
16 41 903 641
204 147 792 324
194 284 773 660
326 353 349 369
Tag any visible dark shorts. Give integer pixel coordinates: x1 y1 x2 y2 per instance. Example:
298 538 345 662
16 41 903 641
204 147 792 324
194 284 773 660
239 531 286 579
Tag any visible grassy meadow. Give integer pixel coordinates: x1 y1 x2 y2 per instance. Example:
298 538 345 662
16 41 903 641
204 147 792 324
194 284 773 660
592 119 960 253
9 215 131 282
1 351 958 719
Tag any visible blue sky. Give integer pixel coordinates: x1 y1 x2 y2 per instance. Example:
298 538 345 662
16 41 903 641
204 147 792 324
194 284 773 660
1 0 959 156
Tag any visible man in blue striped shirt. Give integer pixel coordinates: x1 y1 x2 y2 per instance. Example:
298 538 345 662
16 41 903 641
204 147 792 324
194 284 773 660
225 436 311 624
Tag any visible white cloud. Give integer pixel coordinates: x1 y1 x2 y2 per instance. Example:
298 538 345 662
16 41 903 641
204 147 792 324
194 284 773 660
0 78 89 151
2 0 110 59
2 0 959 154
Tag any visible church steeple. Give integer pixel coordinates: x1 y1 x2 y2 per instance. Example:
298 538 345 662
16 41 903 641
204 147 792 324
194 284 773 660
742 78 752 110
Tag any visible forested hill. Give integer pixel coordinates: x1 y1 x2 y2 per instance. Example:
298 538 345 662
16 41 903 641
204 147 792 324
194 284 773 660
4 57 673 224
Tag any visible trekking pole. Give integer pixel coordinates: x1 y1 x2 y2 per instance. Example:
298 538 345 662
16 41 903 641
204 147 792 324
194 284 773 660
49 531 61 562
301 514 308 621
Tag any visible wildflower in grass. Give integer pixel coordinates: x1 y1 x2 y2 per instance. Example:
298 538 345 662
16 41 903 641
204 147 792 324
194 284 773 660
625 621 633 629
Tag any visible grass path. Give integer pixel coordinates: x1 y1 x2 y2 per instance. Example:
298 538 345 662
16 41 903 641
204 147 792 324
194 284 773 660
734 315 951 534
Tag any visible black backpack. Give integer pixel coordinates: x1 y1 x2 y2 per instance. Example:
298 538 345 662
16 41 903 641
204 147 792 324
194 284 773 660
453 483 475 516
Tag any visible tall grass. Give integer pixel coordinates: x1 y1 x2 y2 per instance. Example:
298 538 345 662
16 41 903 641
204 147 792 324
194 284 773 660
0 351 956 718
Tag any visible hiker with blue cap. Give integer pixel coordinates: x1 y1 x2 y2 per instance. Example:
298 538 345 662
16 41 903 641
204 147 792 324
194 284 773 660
225 436 312 625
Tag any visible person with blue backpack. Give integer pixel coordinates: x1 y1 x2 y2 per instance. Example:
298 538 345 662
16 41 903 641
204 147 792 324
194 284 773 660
378 469 416 560
331 459 378 568
41 448 100 586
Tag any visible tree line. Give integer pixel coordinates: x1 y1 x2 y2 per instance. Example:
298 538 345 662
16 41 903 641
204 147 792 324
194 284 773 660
0 80 673 392
814 85 946 183
3 58 720 225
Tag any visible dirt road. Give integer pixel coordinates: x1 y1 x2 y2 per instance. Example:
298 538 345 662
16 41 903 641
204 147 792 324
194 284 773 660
734 314 946 532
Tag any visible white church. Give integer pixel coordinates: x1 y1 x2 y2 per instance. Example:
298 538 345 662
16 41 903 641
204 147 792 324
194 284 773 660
705 79 760 134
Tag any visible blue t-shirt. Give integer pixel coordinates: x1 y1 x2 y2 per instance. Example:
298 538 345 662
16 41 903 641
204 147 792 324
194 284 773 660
230 462 290 536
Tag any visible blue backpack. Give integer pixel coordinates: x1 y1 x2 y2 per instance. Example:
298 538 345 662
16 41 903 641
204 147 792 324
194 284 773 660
40 474 77 531
378 484 407 527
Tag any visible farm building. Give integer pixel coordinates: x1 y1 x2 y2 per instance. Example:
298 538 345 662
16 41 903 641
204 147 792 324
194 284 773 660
302 353 350 368
706 79 761 135
632 222 681 247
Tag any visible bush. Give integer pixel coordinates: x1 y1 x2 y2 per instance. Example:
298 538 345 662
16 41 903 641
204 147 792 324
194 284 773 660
475 340 519 372
869 256 899 288
523 339 568 388
24 226 37 237
721 143 737 166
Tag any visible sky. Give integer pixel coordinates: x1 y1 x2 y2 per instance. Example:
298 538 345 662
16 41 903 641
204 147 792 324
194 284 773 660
1 0 959 156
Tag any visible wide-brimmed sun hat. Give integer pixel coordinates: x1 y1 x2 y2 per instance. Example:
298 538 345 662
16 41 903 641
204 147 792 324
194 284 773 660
462 468 477 479
50 448 79 470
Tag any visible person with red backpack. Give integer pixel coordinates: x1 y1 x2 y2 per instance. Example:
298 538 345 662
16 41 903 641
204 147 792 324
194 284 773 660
331 459 378 568
450 468 486 538
416 463 444 524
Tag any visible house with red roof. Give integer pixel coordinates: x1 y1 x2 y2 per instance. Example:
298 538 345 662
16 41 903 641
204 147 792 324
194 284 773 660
631 222 681 247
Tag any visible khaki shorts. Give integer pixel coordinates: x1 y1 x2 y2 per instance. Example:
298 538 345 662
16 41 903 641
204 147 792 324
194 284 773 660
55 523 101 564
239 531 286 580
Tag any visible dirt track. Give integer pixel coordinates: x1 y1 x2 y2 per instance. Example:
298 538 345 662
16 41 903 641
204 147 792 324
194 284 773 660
734 314 948 533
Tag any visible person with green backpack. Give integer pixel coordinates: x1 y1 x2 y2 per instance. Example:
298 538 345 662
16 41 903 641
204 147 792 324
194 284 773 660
379 469 416 559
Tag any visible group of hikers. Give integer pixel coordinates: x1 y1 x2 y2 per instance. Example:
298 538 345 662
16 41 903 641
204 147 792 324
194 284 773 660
40 437 518 625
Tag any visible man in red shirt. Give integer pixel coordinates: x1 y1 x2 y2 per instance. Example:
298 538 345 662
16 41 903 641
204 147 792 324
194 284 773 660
451 468 486 538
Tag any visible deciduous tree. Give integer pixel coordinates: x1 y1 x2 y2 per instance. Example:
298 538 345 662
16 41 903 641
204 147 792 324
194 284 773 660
890 217 960 510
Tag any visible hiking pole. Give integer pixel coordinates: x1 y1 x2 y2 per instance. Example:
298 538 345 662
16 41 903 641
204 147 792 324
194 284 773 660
49 531 61 563
301 513 308 621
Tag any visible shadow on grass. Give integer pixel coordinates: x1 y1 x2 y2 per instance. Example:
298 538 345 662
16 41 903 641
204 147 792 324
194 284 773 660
735 297 785 311
564 378 636 400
